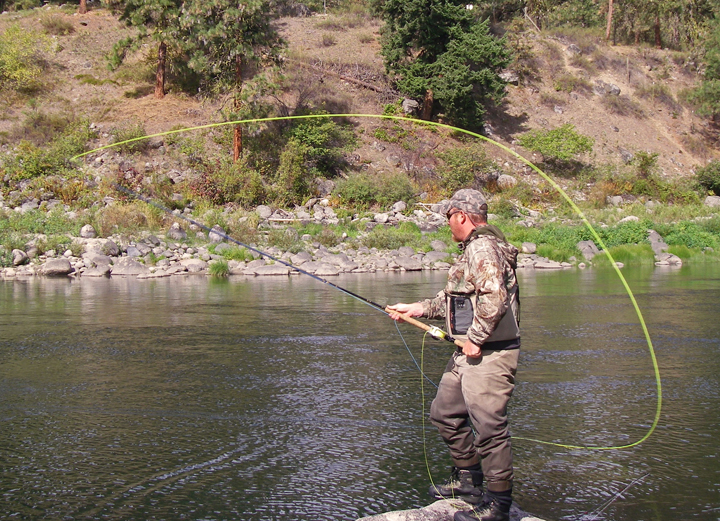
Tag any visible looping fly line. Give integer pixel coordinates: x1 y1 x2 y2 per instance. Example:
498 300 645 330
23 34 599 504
72 113 662 451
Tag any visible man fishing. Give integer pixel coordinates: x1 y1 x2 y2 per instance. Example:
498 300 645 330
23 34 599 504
387 188 520 521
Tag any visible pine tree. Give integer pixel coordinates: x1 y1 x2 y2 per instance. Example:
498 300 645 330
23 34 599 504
380 0 510 129
106 0 184 99
180 0 284 160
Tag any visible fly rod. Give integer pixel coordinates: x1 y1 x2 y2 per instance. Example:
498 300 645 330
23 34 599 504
115 185 464 348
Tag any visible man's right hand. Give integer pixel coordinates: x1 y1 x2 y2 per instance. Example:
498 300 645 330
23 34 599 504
386 302 424 321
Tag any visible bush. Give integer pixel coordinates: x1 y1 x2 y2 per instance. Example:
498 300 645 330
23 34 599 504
518 124 594 162
696 161 720 195
437 144 498 194
40 14 75 35
189 159 266 207
361 222 423 250
0 24 52 92
111 122 150 154
209 259 230 277
335 171 417 208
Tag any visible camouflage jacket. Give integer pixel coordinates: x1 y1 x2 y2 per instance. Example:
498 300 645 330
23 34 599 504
421 225 520 346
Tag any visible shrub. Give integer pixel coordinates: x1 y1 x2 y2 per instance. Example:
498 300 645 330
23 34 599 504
218 246 254 262
40 14 75 35
111 122 149 154
632 151 659 179
601 95 645 118
320 33 337 47
696 160 720 195
0 24 53 92
437 144 498 194
518 124 594 163
553 73 592 93
361 222 422 250
335 171 416 208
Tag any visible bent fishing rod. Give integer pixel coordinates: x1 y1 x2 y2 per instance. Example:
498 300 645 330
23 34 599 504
115 185 464 348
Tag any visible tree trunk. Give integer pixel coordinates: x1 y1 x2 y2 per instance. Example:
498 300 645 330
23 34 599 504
155 41 166 99
605 0 614 41
422 89 434 121
78 0 87 14
233 55 243 162
654 14 662 49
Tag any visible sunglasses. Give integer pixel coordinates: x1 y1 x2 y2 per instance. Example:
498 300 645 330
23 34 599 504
447 209 462 220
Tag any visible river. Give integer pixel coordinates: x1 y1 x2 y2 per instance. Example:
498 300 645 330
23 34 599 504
1 264 719 520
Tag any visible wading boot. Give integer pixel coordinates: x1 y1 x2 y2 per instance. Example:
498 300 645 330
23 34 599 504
453 489 512 521
428 466 484 505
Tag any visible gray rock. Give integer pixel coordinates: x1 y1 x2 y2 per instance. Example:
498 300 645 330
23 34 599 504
521 242 537 254
251 264 291 276
386 155 402 167
499 70 519 85
534 261 564 269
607 195 624 206
374 213 390 224
291 251 313 265
82 252 112 267
577 240 600 260
397 246 415 257
80 224 97 238
656 252 683 265
395 256 423 271
402 98 419 114
619 147 634 164
392 201 407 213
84 238 120 257
357 499 545 521
83 265 111 277
167 222 187 241
704 195 720 208
497 174 518 190
209 225 226 243
111 258 151 276
618 215 639 223
314 264 340 276
648 230 669 255
12 249 28 266
180 258 208 273
430 240 448 251
256 205 273 219
40 258 73 276
423 251 450 264
315 178 335 197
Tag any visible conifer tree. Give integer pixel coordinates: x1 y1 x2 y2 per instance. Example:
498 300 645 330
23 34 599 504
180 0 283 160
106 0 184 99
380 0 510 129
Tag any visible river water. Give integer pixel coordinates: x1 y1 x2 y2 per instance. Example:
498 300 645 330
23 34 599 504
1 264 719 521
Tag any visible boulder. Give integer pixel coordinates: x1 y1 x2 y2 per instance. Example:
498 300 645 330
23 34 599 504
84 238 120 257
618 215 639 223
704 195 720 208
167 222 187 241
80 224 97 238
111 258 151 276
402 98 419 114
430 240 448 251
256 205 273 219
497 174 518 190
12 249 28 266
521 242 537 254
577 240 600 260
40 258 73 276
251 264 291 276
356 499 546 521
655 252 683 266
180 258 209 273
391 201 407 213
209 225 226 243
647 230 669 255
395 256 423 271
83 265 111 277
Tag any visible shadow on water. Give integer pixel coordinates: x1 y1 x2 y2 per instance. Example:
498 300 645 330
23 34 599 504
1 265 719 520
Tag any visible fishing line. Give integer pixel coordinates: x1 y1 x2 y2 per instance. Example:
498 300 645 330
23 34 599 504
579 473 649 521
72 113 661 451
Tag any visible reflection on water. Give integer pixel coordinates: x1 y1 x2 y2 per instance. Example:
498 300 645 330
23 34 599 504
1 265 719 520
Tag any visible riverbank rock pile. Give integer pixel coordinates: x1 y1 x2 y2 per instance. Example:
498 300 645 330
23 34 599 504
0 202 690 280
356 499 546 521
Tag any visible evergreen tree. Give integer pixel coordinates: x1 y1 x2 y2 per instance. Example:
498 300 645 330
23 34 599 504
380 0 510 129
105 0 184 99
180 0 284 160
690 18 720 121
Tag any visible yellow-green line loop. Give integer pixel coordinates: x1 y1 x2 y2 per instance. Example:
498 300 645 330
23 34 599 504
72 113 661 451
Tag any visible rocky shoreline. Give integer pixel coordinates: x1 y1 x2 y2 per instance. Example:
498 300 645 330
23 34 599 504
0 200 689 281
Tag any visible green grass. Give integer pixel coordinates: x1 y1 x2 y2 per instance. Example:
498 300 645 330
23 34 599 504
209 259 230 277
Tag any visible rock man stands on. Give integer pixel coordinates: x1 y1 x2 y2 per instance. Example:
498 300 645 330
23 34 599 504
387 189 520 521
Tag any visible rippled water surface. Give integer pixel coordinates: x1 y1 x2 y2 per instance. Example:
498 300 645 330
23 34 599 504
1 265 719 520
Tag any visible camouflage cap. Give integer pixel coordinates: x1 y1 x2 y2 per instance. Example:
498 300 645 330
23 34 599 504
439 189 488 217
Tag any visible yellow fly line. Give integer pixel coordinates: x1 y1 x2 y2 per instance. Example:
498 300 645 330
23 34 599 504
72 113 662 450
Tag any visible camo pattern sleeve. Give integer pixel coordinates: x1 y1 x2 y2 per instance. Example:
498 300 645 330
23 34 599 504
421 289 447 320
463 236 514 346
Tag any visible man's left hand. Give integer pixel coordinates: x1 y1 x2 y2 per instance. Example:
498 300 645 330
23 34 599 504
462 339 482 359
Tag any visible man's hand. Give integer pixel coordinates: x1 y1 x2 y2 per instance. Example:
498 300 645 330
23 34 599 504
462 339 483 359
386 302 424 321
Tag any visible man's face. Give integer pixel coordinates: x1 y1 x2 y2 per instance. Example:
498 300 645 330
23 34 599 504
447 209 465 242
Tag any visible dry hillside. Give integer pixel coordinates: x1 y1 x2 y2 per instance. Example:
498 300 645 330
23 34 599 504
0 6 717 199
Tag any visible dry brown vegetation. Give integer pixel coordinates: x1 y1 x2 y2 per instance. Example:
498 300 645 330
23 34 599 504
0 6 717 191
